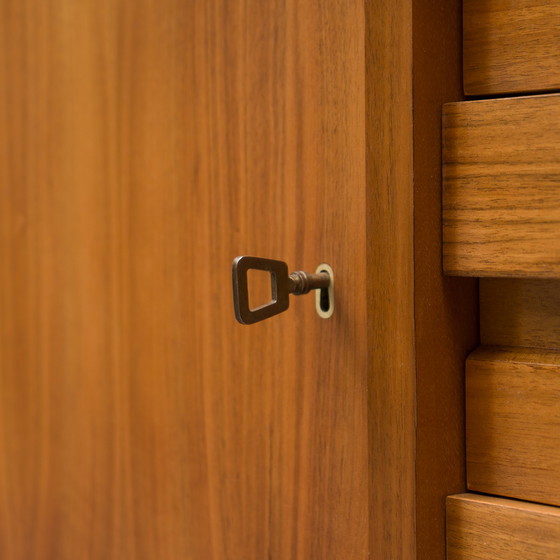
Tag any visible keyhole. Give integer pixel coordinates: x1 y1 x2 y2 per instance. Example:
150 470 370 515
319 285 330 313
315 264 334 319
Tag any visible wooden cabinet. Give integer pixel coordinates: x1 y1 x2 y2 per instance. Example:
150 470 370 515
0 1 474 558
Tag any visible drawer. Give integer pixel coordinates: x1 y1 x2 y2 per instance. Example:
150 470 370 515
464 0 560 95
447 493 560 559
443 94 560 278
467 346 560 505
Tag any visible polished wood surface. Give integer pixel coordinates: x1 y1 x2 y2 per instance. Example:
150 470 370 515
0 1 370 557
412 1 477 558
368 1 473 558
481 279 560 349
0 1 475 558
447 493 560 560
366 2 416 557
464 0 560 95
467 346 560 505
443 95 560 278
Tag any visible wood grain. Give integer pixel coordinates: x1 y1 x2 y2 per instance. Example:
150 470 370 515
481 278 560 349
0 1 370 558
366 1 416 557
368 1 474 558
467 346 560 505
0 1 476 558
443 94 560 278
464 0 560 96
447 493 560 560
412 1 478 558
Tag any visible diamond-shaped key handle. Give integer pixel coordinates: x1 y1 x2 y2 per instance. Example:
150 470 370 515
232 256 333 325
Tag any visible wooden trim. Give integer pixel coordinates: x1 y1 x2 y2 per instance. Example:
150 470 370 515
366 1 416 556
367 1 475 558
413 1 478 558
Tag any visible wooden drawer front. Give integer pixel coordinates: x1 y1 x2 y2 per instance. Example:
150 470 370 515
447 493 560 560
443 95 560 278
467 347 560 505
464 0 560 95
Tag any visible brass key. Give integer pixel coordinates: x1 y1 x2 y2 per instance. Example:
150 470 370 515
232 256 334 325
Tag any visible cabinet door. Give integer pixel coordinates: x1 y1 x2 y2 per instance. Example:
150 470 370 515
0 1 370 558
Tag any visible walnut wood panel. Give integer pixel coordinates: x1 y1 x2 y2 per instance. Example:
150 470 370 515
467 346 560 505
366 1 415 557
412 1 477 558
0 1 474 558
0 1 370 558
481 278 560 349
464 0 560 96
367 1 473 558
447 494 560 560
443 95 560 278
